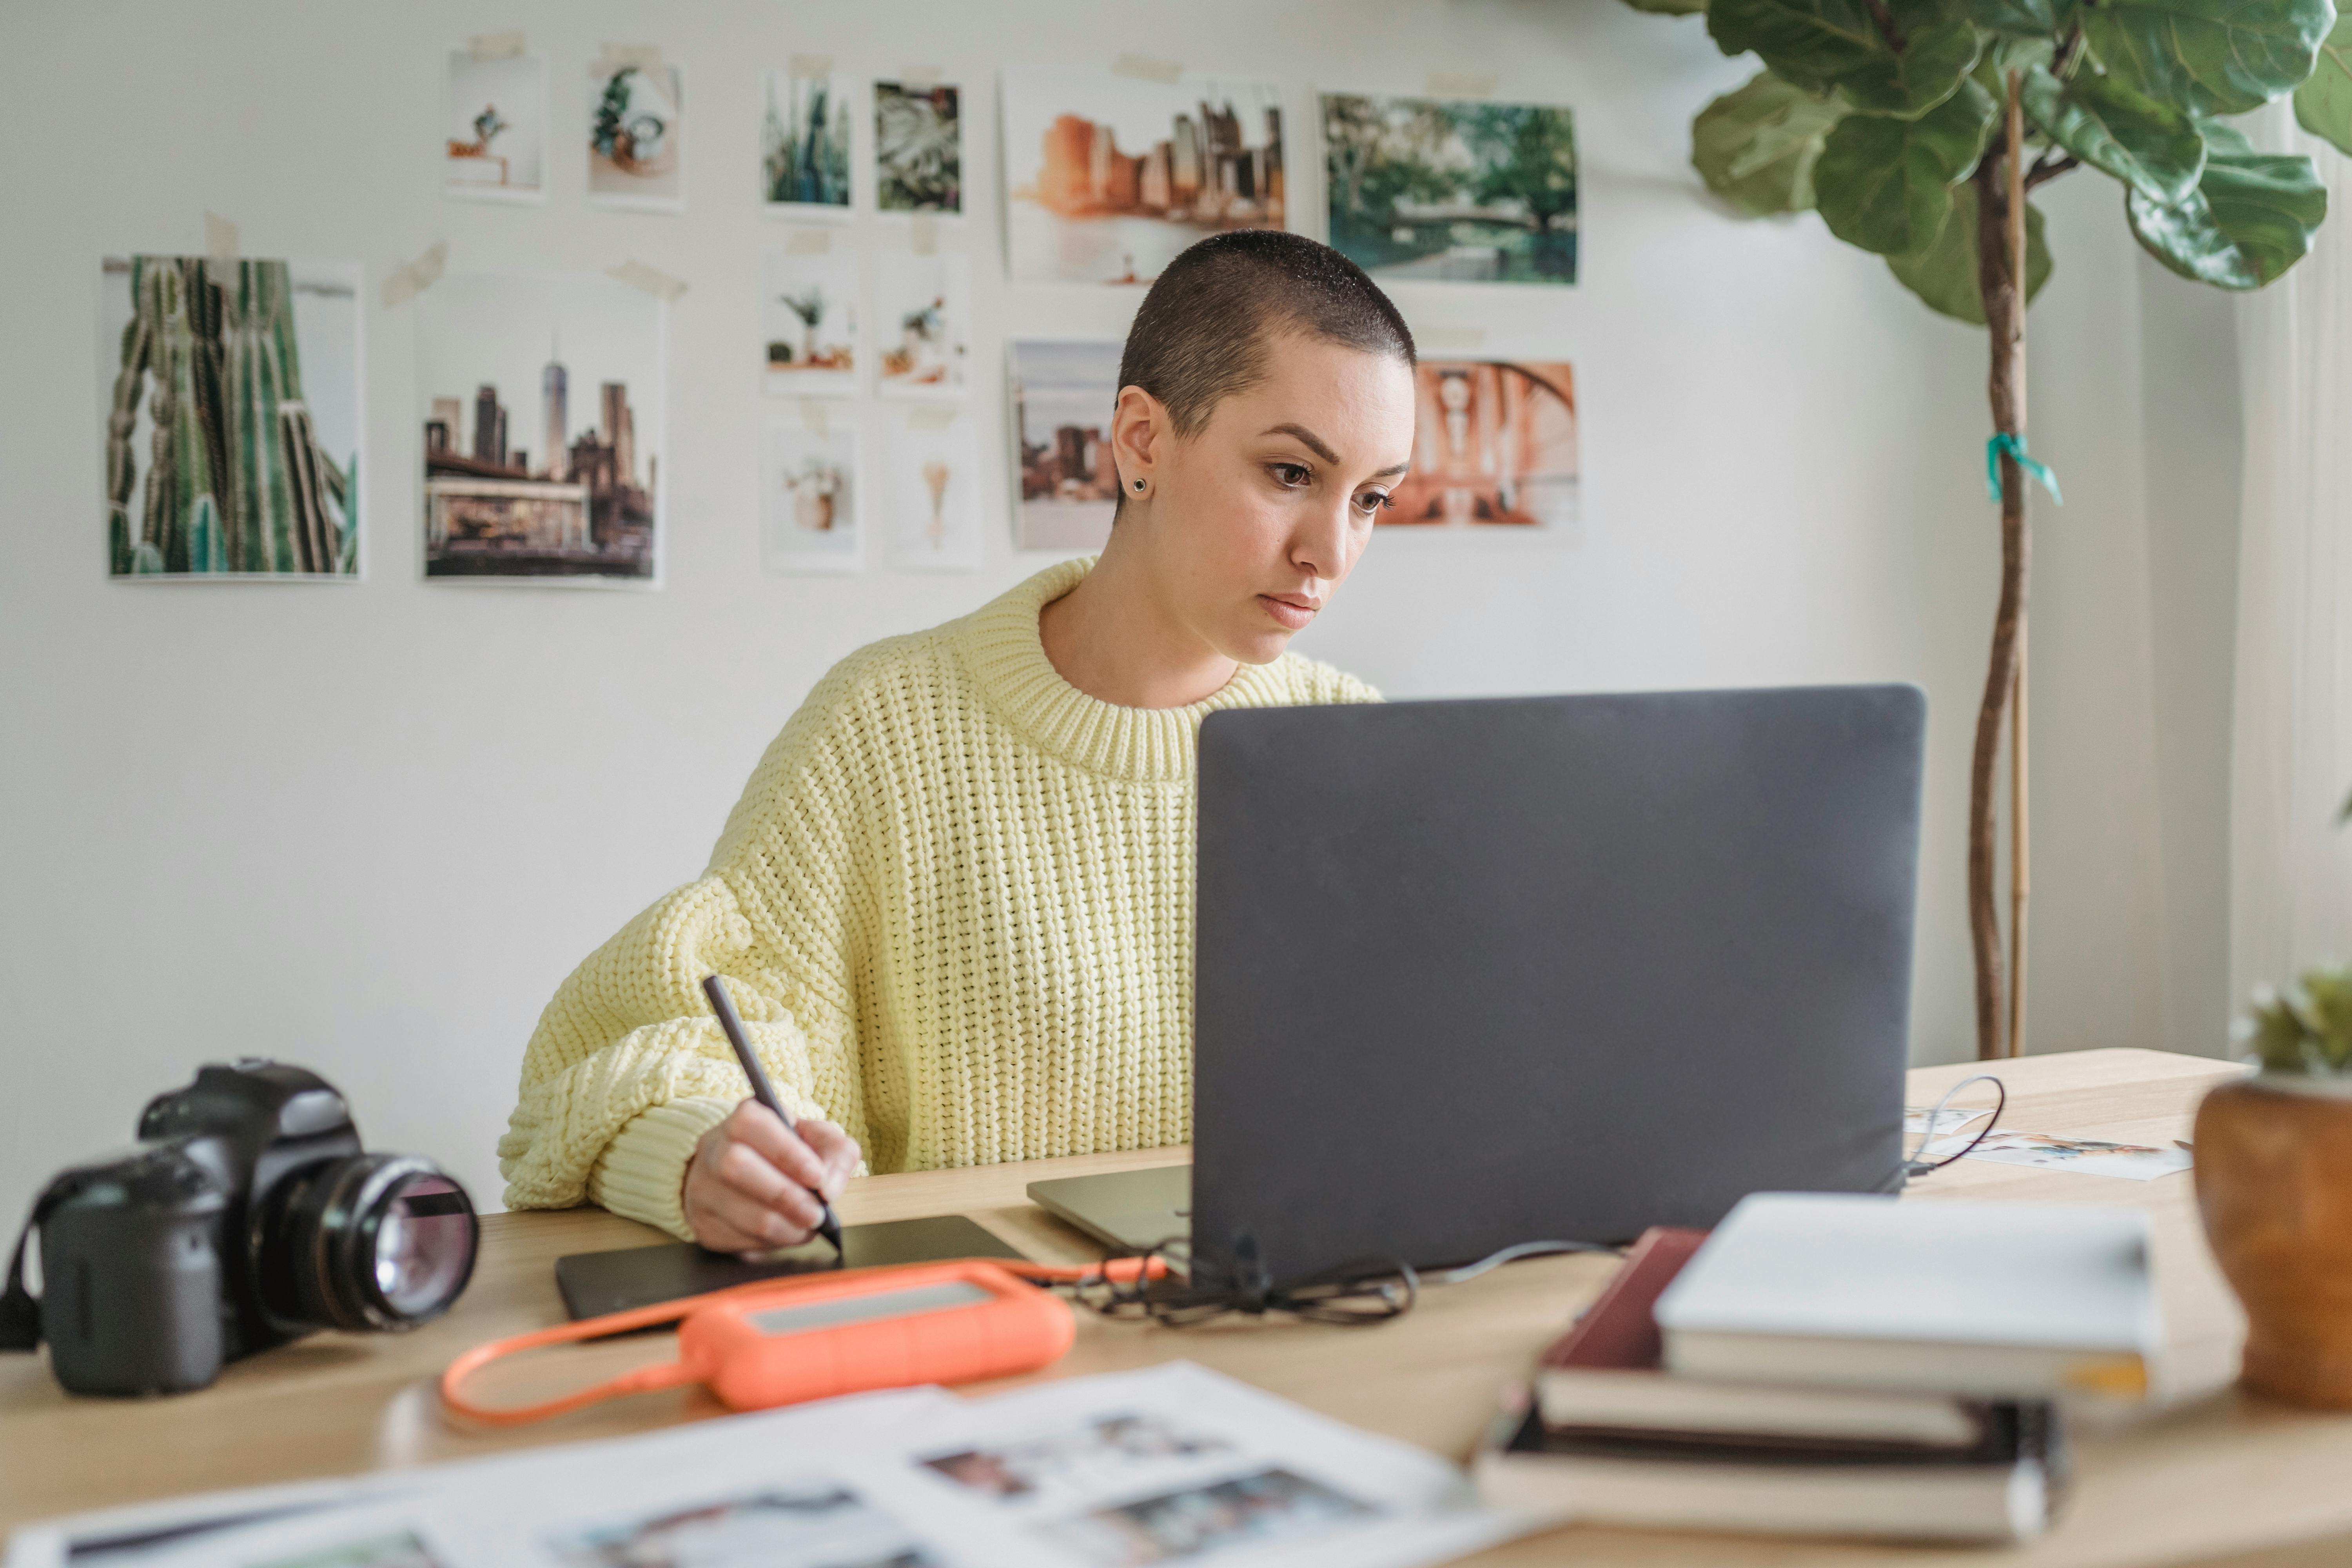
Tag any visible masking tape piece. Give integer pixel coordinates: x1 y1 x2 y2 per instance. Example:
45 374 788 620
907 405 958 431
898 65 943 88
789 53 834 78
204 213 238 267
468 30 525 61
786 228 833 256
1112 53 1183 84
599 42 664 74
607 260 688 301
1416 325 1487 352
1426 70 1500 98
800 400 831 436
381 241 448 308
910 214 939 255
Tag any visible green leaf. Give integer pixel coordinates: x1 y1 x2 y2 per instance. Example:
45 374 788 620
1692 71 1848 213
1622 0 1710 13
1708 0 1888 93
2293 14 2352 155
2127 120 2328 287
1886 191 2053 321
1837 16 1986 116
2021 64 2205 203
1970 0 2077 36
2084 0 2335 118
1815 78 1999 255
1709 0 1982 115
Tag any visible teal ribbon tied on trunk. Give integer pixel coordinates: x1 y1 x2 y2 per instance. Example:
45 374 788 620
1985 431 2061 506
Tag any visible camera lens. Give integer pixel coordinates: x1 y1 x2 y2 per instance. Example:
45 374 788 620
265 1155 479 1332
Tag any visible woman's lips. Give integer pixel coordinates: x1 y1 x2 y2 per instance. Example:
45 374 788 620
1258 594 1319 630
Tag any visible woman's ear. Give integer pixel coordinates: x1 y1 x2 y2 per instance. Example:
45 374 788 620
1109 385 1165 499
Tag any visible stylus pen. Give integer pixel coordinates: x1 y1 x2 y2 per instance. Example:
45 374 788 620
701 973 844 1257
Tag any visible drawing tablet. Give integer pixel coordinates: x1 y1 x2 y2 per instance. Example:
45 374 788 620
555 1214 1025 1321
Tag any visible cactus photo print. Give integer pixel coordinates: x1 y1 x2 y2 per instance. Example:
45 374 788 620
588 58 685 211
100 256 363 578
763 62 853 218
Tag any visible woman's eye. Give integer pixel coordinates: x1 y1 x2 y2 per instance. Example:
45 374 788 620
1353 491 1394 517
1270 463 1312 489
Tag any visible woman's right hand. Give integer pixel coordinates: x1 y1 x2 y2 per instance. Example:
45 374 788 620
682 1098 860 1253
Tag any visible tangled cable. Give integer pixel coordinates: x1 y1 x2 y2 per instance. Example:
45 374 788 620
1050 1234 1621 1328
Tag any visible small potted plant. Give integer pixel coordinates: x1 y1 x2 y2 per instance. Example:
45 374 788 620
2194 969 2352 1408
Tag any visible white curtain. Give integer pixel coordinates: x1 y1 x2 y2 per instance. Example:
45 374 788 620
2231 104 2352 1004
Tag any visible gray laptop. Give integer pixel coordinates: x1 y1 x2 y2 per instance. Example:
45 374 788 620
1029 686 1926 1288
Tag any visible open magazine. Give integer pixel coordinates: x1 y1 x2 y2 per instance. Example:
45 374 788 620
6 1365 1528 1568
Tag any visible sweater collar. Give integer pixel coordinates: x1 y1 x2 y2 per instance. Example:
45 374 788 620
954 557 1297 782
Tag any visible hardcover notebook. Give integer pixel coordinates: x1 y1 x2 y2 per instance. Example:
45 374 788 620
1538 1227 1993 1448
1651 1193 2162 1399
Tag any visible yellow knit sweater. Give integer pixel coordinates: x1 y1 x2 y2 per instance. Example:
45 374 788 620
498 558 1379 1238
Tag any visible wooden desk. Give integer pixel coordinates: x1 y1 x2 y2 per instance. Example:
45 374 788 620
5 1048 2349 1566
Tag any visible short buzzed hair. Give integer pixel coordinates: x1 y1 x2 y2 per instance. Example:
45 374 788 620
1117 230 1416 441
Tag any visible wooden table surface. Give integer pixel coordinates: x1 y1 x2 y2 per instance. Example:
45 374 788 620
5 1047 2349 1567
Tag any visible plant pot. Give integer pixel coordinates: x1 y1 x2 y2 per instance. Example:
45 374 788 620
2193 1072 2352 1408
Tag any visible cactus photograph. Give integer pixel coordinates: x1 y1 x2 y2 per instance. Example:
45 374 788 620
763 62 853 216
99 255 362 579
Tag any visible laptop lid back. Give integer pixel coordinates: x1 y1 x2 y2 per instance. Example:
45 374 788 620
1191 685 1925 1288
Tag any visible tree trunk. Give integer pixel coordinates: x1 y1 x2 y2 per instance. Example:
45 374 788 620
1968 77 2033 1061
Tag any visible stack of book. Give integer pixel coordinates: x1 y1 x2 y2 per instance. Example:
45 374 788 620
1475 1192 2163 1545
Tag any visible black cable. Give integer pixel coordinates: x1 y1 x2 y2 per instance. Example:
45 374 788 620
1053 1234 1619 1328
1903 1073 2006 1178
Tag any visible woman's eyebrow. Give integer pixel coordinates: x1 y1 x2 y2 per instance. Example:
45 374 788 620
1262 422 1341 464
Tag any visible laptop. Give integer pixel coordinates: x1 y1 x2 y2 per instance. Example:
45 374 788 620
1030 686 1926 1288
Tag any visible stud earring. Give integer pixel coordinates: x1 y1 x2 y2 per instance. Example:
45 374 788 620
1132 479 1146 492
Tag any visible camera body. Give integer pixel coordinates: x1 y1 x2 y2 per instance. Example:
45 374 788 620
5 1061 477 1397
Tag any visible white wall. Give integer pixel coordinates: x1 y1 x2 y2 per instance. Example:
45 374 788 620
0 0 2235 1221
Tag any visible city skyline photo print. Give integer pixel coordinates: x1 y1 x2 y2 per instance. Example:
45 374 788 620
1002 69 1285 285
414 272 664 584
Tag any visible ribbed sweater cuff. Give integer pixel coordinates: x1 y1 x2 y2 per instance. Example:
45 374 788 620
589 1095 734 1241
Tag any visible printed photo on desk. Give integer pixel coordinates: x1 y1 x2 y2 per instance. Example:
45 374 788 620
587 56 684 211
763 245 859 397
415 272 662 584
1322 94 1579 284
876 80 961 213
549 1481 927 1568
443 47 545 203
1387 359 1578 530
1008 339 1120 550
761 417 862 574
764 60 853 216
100 255 362 579
1001 67 1285 284
875 252 969 398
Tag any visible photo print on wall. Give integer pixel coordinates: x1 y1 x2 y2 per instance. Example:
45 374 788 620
874 252 969 398
588 57 685 211
415 272 664 584
760 417 862 574
764 61 853 216
1388 359 1579 530
1008 339 1120 550
762 245 858 397
1001 68 1285 284
875 80 960 213
100 256 362 578
885 411 983 572
445 48 546 202
1321 95 1578 284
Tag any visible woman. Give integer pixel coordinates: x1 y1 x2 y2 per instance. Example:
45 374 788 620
498 230 1419 1250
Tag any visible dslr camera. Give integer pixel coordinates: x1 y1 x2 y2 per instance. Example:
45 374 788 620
0 1060 478 1396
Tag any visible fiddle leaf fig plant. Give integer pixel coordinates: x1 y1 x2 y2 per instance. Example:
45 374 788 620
1622 0 2336 1060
